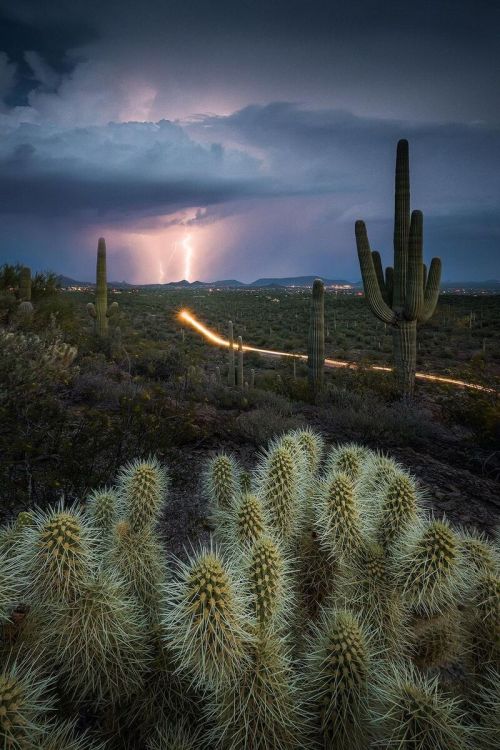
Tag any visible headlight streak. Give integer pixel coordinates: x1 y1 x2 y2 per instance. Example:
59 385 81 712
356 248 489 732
178 310 496 394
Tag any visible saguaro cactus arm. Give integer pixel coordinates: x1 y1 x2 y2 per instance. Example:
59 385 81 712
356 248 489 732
419 257 442 323
371 251 387 300
355 222 397 326
404 210 424 320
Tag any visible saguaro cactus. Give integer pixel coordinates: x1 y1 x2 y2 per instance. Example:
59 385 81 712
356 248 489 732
307 279 325 393
87 238 118 337
19 266 32 301
355 140 441 398
237 335 244 389
227 320 235 386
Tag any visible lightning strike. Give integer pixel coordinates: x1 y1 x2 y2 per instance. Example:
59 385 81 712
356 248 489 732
182 234 193 281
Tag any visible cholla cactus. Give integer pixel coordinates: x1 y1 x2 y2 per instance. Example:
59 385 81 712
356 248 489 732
464 572 499 672
203 453 240 510
106 521 166 621
86 237 118 337
292 427 324 475
117 456 168 533
86 487 119 537
0 550 22 623
0 511 34 554
372 470 420 549
244 535 289 631
40 720 106 750
471 667 499 750
146 720 201 750
255 442 304 544
314 472 363 561
43 341 78 369
371 663 468 749
0 655 55 750
207 632 303 750
411 610 463 669
22 503 94 603
337 541 409 655
232 492 268 550
459 530 499 576
305 608 371 749
393 518 466 615
356 452 402 502
50 569 151 704
163 547 251 689
323 442 372 481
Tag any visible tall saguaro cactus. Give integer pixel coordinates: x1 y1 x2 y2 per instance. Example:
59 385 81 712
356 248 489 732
87 238 118 337
237 336 244 389
19 267 32 301
307 279 325 393
355 140 441 398
227 320 235 386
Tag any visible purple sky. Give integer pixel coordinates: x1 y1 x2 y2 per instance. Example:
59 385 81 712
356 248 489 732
0 0 499 282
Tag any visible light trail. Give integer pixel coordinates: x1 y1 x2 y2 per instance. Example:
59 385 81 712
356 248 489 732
182 234 193 281
178 310 497 394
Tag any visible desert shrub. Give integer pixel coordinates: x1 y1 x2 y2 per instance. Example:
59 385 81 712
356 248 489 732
233 407 300 444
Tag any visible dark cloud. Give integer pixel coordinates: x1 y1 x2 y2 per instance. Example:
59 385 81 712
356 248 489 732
0 1 498 280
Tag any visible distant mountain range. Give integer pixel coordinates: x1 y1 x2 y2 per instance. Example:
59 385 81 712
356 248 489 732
57 274 356 289
57 274 500 291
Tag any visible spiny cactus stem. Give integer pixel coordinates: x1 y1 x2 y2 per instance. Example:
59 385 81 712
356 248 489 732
228 320 235 386
307 278 325 393
237 336 244 389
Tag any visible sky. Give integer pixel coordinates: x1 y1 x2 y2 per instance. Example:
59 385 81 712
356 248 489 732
0 0 499 283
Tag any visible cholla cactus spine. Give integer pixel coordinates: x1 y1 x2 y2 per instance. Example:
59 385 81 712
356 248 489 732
86 487 119 536
305 608 371 749
0 655 55 750
163 547 251 689
50 569 151 704
393 518 466 615
244 534 289 631
116 456 168 533
370 663 468 749
207 632 303 750
314 471 363 561
255 442 303 544
22 503 94 603
203 453 240 510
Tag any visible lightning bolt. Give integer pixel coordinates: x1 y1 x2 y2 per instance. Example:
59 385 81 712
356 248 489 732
182 234 193 281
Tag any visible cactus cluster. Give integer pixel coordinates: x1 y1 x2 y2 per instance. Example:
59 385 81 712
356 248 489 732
1 435 498 749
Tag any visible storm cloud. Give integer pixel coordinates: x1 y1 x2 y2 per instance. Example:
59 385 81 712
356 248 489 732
0 0 498 281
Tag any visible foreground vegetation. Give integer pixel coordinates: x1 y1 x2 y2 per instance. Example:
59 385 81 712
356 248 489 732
1 433 498 749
